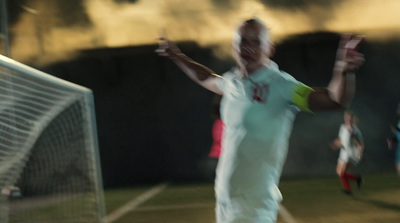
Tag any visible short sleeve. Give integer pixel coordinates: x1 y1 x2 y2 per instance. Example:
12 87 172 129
217 69 236 94
217 76 226 93
354 127 364 144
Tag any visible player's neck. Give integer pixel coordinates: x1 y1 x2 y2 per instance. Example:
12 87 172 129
244 58 271 76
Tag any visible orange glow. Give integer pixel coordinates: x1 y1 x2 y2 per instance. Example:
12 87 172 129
9 0 400 65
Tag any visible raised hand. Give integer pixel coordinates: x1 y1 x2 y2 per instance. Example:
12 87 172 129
336 34 365 72
155 29 181 59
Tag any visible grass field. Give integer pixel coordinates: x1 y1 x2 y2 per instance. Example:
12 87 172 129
104 172 400 223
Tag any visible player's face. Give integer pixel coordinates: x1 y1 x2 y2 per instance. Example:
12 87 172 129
344 112 352 124
233 23 270 68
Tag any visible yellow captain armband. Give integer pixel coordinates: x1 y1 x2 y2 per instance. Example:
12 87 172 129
292 84 314 113
211 73 224 79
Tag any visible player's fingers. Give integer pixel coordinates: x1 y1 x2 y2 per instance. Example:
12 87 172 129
157 37 169 49
339 33 352 49
346 50 364 62
345 35 365 50
154 48 170 56
345 55 365 71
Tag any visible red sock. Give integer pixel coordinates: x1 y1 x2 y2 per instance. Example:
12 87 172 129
344 172 359 181
340 174 351 192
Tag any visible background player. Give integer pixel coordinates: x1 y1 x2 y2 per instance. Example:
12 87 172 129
199 94 224 181
330 110 364 195
387 102 400 176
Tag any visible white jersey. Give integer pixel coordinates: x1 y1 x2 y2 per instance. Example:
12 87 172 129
338 124 363 164
215 61 312 222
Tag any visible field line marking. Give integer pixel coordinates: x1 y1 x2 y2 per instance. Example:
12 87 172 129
105 182 169 223
279 204 298 223
132 202 215 211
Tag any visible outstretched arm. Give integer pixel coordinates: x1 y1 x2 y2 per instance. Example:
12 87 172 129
155 33 222 95
308 34 365 111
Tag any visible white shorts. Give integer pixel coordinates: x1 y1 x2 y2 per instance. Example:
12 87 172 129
338 149 360 165
216 185 282 223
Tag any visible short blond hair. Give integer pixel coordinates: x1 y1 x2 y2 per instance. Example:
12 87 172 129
232 18 271 53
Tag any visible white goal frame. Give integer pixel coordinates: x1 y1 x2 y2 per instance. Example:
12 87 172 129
0 54 106 223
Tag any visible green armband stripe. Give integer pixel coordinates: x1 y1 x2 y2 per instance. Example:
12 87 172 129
292 84 314 112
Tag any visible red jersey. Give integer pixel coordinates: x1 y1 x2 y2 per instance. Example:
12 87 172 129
208 119 225 158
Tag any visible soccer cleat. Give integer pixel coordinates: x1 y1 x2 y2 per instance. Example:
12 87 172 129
342 189 352 195
357 176 363 190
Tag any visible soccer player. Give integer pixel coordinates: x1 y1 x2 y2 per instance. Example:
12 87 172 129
387 103 400 176
330 110 364 195
208 94 224 160
156 18 364 223
202 94 224 181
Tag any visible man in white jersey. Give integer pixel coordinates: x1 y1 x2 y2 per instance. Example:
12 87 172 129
156 18 364 223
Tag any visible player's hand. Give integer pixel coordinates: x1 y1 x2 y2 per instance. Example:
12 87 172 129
336 34 365 72
357 146 363 159
155 30 182 59
387 138 393 149
330 138 342 150
329 142 337 150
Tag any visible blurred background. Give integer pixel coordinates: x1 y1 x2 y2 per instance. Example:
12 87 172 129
1 0 400 188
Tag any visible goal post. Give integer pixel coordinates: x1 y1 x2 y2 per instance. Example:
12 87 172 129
0 54 106 223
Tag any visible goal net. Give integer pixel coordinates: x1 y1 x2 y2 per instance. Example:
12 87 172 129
0 54 106 223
